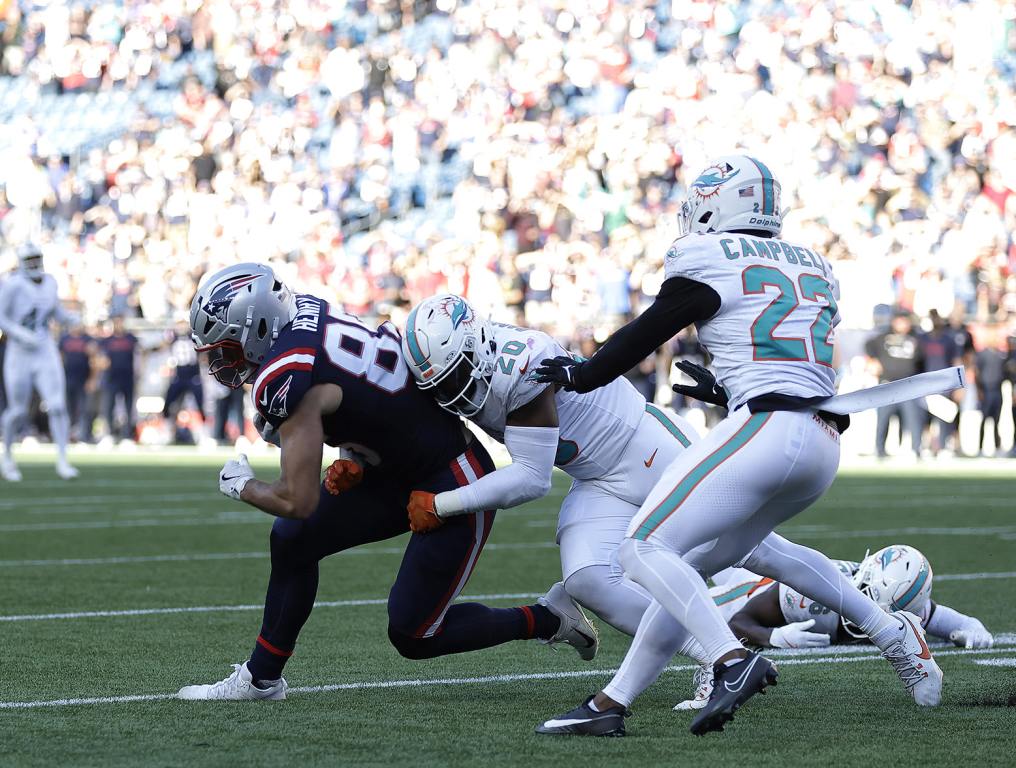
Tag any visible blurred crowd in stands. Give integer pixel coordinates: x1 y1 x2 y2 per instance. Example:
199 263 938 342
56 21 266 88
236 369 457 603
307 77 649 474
0 0 1014 454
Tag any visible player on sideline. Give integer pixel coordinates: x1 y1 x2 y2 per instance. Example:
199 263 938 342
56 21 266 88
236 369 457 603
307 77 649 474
177 264 596 701
534 155 942 737
0 246 79 481
398 294 708 664
676 545 993 710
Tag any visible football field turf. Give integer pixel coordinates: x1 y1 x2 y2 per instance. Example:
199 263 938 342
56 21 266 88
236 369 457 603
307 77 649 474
2 453 1014 767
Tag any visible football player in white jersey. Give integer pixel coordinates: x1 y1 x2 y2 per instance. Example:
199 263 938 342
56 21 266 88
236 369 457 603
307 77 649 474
0 247 78 481
398 295 708 663
675 545 992 710
534 155 942 737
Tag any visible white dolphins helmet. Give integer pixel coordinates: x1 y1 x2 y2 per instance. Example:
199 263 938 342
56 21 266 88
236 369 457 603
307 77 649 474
677 155 783 237
17 245 45 280
190 263 296 388
842 544 934 638
402 294 497 417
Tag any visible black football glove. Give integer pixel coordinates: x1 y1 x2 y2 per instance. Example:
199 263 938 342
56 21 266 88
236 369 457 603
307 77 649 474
534 355 586 392
671 360 729 408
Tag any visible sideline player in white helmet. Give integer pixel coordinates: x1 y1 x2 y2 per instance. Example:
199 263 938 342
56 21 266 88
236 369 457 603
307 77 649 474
674 545 991 709
534 155 942 737
0 246 79 481
398 295 708 663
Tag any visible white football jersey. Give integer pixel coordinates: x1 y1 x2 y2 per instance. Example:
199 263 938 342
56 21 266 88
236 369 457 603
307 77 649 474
710 569 778 622
0 272 63 351
472 323 647 481
664 232 841 410
777 559 859 636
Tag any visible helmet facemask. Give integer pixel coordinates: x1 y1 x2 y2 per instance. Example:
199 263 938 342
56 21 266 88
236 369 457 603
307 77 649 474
428 334 493 417
18 250 45 282
196 338 258 388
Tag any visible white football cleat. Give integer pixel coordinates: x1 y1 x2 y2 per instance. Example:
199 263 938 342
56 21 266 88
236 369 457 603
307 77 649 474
881 611 943 707
56 459 79 480
177 662 287 701
1 455 21 482
538 582 599 661
674 664 713 711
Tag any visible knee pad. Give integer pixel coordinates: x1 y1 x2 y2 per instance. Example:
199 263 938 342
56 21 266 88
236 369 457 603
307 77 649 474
387 626 436 660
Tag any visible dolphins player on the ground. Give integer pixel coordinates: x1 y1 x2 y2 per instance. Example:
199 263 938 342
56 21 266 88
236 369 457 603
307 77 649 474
397 295 706 663
0 246 79 481
177 264 595 701
534 155 942 737
675 545 992 709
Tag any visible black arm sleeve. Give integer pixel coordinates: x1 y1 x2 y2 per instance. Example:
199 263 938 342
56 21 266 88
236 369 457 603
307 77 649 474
574 277 721 393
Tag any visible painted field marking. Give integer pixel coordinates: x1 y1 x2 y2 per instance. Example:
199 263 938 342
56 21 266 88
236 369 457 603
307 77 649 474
973 658 1016 667
0 541 558 568
0 643 1011 710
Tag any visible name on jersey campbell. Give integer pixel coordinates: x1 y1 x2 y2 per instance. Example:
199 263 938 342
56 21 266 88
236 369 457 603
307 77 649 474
717 236 829 273
291 295 321 332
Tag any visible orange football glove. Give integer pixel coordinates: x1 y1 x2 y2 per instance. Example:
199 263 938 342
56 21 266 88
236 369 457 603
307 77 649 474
408 491 443 533
324 459 364 495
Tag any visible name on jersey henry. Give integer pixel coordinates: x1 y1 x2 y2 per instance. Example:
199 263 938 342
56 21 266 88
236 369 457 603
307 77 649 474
291 295 321 332
717 237 829 275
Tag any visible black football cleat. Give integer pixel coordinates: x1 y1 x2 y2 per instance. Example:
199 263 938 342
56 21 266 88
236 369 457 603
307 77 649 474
535 695 629 737
689 652 778 736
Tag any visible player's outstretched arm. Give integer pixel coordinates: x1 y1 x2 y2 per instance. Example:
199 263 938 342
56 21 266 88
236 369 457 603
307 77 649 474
534 277 719 393
923 600 994 648
728 585 830 649
408 387 559 533
236 384 342 520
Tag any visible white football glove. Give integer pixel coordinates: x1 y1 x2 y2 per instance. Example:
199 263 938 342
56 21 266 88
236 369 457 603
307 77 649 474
769 619 831 649
219 454 255 500
253 413 280 447
950 622 994 649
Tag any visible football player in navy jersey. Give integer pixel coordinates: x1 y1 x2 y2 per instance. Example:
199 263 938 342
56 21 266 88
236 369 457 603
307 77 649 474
177 263 597 701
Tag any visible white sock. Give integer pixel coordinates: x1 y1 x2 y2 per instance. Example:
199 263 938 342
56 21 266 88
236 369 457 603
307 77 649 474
602 601 692 707
745 534 899 643
49 409 70 463
620 538 743 663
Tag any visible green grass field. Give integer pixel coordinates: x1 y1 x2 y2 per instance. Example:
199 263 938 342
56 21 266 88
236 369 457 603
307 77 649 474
2 453 1015 767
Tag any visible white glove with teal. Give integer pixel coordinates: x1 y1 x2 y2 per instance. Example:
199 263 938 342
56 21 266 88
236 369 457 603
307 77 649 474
769 619 831 648
219 454 255 500
950 621 993 649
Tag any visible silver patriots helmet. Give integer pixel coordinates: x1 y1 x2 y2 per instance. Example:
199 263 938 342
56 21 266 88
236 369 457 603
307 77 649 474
190 263 296 388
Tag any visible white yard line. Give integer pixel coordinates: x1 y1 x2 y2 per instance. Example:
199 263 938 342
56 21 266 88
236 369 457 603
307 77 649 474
0 493 214 509
0 541 557 568
0 592 546 622
1 644 1010 710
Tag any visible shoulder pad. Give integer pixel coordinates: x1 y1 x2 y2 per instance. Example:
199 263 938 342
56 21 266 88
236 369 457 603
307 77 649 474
251 346 317 428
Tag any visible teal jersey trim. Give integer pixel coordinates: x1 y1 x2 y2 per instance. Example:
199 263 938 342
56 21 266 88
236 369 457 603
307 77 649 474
645 403 691 448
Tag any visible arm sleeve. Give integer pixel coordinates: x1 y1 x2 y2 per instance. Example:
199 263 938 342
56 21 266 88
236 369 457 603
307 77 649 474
574 277 720 393
433 425 559 516
923 602 986 640
0 279 35 345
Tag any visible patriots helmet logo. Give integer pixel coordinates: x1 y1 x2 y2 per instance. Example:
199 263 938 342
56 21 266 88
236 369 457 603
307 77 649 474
691 162 740 199
203 274 260 323
267 374 293 418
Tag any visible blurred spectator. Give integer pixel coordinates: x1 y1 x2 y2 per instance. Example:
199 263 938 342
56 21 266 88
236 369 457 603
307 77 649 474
975 337 1006 456
212 384 246 446
1006 337 1016 457
59 323 96 442
866 310 924 459
98 317 138 441
161 321 204 433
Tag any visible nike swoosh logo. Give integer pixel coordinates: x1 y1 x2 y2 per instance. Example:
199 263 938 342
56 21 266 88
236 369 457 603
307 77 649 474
799 596 807 610
723 655 760 694
644 448 658 468
541 716 606 728
519 356 531 376
901 614 933 660
221 474 242 482
259 389 268 407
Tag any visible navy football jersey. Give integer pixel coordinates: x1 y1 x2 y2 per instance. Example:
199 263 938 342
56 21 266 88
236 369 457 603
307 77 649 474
251 294 468 483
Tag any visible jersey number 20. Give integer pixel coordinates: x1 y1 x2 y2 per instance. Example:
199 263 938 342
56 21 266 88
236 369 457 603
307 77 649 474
742 265 837 367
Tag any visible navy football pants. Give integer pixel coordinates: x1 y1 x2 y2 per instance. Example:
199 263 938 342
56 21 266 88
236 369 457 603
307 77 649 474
247 441 551 680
